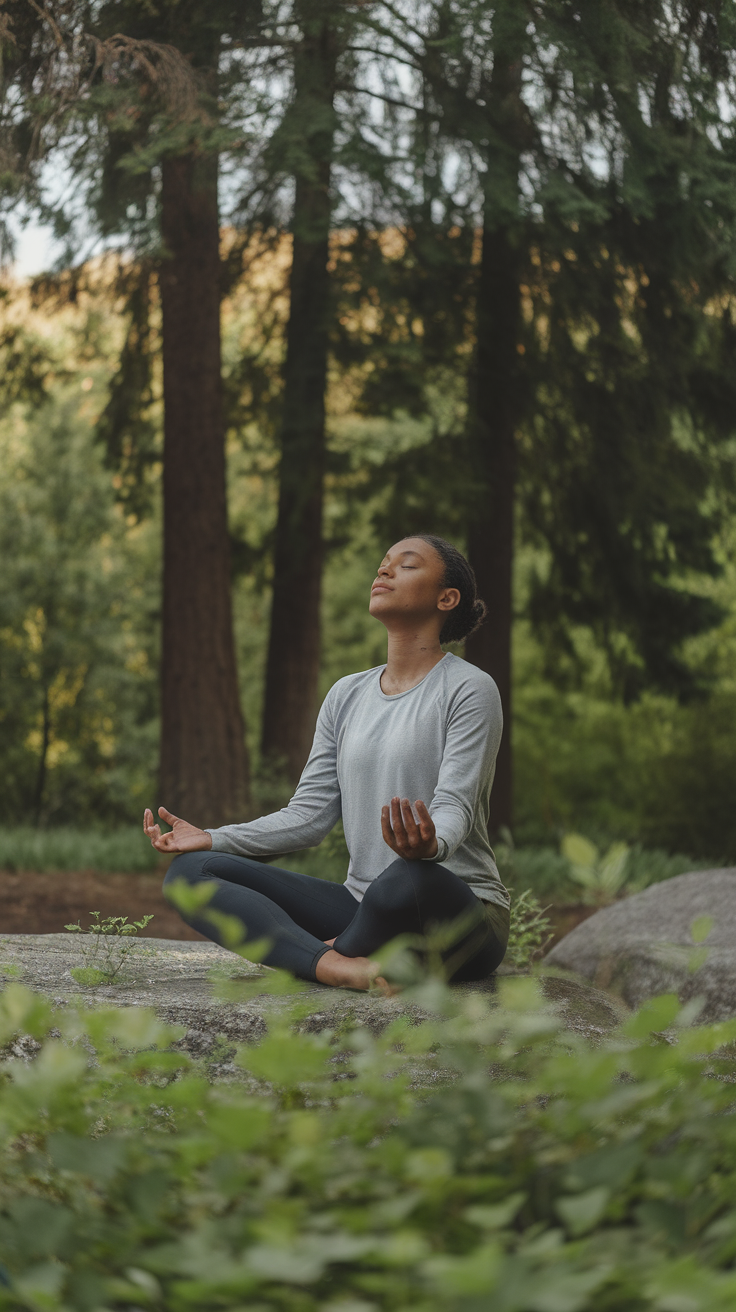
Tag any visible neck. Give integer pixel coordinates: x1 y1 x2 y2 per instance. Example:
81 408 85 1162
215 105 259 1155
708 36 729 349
381 624 445 695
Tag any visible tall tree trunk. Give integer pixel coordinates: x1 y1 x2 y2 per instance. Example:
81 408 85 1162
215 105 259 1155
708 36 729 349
158 153 250 827
464 50 525 835
261 4 339 783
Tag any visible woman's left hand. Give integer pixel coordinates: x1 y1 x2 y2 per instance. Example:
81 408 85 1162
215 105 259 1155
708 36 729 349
381 797 438 861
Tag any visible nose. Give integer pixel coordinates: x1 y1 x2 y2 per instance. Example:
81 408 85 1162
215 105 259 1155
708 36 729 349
378 560 391 577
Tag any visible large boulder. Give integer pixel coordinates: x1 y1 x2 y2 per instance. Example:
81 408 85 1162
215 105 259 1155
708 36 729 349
0 933 625 1077
546 867 736 1020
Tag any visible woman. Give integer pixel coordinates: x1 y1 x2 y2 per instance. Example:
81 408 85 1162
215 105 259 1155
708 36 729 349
144 534 509 990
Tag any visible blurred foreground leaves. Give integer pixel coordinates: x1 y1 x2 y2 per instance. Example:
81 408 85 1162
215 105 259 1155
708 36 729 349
0 976 736 1309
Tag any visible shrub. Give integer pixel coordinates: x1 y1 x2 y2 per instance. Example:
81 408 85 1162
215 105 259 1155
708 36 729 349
496 834 712 906
1 978 736 1309
495 838 578 903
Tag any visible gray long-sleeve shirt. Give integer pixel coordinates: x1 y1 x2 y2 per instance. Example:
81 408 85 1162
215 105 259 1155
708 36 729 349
208 652 509 908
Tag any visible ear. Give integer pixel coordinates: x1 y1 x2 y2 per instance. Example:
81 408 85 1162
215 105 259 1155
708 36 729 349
437 588 461 613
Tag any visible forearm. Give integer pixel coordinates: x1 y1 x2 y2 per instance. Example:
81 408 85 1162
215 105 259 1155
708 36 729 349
207 798 340 857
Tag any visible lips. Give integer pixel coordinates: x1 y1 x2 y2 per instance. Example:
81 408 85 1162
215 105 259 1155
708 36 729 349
371 584 392 594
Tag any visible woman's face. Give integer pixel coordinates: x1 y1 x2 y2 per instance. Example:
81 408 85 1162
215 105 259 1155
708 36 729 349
369 538 460 630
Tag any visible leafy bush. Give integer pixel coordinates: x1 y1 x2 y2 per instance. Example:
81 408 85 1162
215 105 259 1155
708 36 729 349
0 826 161 873
624 845 714 888
497 833 712 906
496 841 578 902
1 977 736 1309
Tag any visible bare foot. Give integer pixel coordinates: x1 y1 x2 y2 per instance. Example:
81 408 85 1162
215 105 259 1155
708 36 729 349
315 948 395 994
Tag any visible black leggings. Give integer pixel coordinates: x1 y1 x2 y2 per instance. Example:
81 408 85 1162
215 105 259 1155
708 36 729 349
163 851 507 984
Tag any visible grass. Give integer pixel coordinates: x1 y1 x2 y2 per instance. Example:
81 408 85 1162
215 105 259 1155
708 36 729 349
0 822 712 898
0 826 162 874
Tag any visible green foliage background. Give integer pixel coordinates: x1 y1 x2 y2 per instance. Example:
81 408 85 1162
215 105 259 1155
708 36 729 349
0 272 735 859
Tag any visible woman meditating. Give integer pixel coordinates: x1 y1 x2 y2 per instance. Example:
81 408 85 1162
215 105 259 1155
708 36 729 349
144 535 509 991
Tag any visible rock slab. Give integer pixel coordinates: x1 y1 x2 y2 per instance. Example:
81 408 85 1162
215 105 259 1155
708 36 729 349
0 934 625 1060
546 867 736 1020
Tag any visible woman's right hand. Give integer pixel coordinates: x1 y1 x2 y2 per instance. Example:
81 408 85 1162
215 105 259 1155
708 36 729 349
143 807 213 854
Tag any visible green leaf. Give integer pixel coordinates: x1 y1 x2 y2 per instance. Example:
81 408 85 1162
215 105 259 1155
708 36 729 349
556 1186 610 1236
624 993 682 1038
466 1193 526 1231
403 1148 453 1183
424 1241 502 1295
0 1198 74 1259
0 983 53 1041
690 915 714 945
208 1102 273 1151
599 842 630 893
164 878 217 917
688 946 710 975
48 1132 128 1182
561 833 598 871
236 1029 330 1086
524 1263 614 1312
85 1006 171 1050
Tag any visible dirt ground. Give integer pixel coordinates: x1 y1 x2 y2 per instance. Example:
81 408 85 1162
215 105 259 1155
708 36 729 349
0 869 593 947
0 869 205 939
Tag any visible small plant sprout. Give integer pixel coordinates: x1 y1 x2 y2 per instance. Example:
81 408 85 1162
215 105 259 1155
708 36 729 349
64 911 154 986
506 889 553 968
561 833 631 906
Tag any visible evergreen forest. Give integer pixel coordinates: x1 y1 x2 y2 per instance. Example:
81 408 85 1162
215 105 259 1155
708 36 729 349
0 0 735 865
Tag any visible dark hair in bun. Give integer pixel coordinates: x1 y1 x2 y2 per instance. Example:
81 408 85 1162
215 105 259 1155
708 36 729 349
405 534 488 644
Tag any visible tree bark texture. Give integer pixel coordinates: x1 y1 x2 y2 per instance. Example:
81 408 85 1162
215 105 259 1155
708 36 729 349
464 52 525 835
261 6 339 783
159 154 250 827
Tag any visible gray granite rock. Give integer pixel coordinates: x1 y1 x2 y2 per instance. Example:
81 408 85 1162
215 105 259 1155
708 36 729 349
0 933 626 1074
546 867 736 1020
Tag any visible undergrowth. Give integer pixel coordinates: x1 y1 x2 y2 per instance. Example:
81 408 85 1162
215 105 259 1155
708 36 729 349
0 826 161 874
0 973 735 1309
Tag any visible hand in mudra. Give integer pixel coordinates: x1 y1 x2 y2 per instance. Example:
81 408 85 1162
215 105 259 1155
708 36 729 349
381 796 438 861
143 807 212 854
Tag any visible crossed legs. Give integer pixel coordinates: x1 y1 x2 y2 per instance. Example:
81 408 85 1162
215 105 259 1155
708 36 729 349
163 851 506 985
